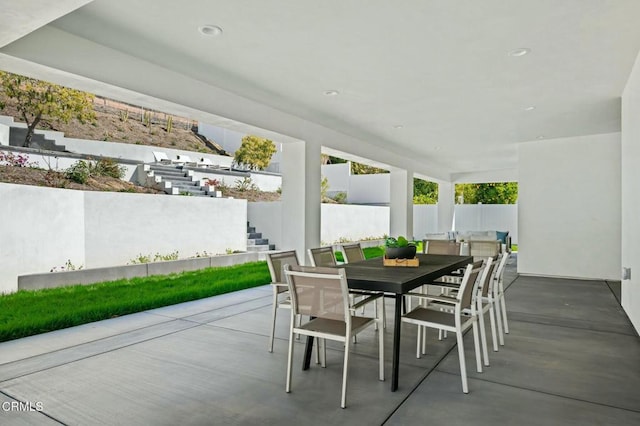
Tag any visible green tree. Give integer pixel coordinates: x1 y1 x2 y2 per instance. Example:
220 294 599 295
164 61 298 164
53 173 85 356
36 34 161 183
0 71 95 147
233 135 277 170
413 178 438 204
455 182 518 204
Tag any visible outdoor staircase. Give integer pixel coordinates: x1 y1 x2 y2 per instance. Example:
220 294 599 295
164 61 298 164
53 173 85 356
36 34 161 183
140 163 218 197
247 222 275 252
9 127 66 151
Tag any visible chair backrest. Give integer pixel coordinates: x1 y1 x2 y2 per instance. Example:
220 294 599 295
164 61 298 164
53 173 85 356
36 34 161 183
340 243 365 264
469 240 500 260
284 265 350 322
457 262 484 312
266 251 300 292
493 251 510 290
308 246 337 267
424 240 461 255
477 257 496 298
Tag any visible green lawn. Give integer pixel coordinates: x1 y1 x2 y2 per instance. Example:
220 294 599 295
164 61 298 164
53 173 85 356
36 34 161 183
0 261 270 343
0 247 389 343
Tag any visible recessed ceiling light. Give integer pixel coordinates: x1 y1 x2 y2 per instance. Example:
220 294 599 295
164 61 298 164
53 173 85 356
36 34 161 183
537 135 545 139
525 106 536 111
393 125 403 129
509 48 531 57
323 90 339 96
199 25 223 37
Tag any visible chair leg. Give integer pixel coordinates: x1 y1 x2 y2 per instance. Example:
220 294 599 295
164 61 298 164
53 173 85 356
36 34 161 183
416 325 422 359
500 292 510 334
488 301 499 352
268 290 278 352
477 305 490 367
455 331 469 394
341 337 350 408
378 297 385 381
472 320 483 374
421 326 427 355
495 297 505 346
286 329 295 393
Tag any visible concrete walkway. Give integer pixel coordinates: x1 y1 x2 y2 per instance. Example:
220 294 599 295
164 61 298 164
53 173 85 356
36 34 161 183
0 257 638 425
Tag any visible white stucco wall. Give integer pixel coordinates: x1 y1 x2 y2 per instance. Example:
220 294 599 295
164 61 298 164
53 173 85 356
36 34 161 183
247 202 283 250
321 163 350 193
348 173 390 204
84 192 246 268
622 51 640 332
321 204 389 244
0 183 86 293
0 123 9 145
518 133 621 280
0 183 247 292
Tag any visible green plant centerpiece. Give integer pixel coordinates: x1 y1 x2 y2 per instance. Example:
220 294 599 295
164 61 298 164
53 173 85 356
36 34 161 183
384 236 417 259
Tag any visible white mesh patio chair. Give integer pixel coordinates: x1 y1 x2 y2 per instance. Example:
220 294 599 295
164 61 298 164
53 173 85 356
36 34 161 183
340 242 386 327
340 242 365 264
283 265 384 408
402 262 484 393
265 250 300 352
307 246 337 267
492 252 511 345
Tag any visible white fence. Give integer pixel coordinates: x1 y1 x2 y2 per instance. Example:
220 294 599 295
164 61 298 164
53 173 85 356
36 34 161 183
454 204 518 244
0 183 247 293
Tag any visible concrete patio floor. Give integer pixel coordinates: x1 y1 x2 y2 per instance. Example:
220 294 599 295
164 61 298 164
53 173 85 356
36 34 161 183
0 256 638 425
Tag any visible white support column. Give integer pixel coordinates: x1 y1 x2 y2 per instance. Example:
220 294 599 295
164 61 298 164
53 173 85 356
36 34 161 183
437 181 455 232
389 168 414 239
281 139 322 264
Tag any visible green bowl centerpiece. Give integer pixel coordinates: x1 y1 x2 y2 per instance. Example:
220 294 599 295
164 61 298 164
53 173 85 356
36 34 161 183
384 236 417 259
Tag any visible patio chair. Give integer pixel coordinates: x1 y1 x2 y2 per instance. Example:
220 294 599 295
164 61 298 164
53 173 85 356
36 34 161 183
422 239 461 255
152 151 172 164
340 242 385 327
402 262 484 393
469 240 500 260
283 265 384 408
197 158 216 168
174 154 197 167
266 250 300 353
307 246 337 267
492 252 511 345
340 242 365 264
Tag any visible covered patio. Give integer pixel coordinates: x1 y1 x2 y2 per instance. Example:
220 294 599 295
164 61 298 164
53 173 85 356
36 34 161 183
1 258 638 424
1 2 639 423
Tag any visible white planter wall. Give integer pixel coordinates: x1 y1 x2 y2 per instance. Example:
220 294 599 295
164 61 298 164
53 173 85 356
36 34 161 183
321 204 389 244
0 183 247 293
518 133 621 280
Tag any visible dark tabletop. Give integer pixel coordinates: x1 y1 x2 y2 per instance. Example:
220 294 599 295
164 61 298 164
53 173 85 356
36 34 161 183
340 253 473 294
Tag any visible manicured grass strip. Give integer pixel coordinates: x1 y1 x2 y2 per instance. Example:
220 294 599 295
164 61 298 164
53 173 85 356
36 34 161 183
0 261 270 343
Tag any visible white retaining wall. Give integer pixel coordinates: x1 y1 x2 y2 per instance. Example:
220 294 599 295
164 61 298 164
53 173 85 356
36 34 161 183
0 183 247 293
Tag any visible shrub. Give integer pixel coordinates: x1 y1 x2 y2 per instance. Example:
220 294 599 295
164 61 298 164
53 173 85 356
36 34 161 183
0 151 35 167
65 160 91 184
92 158 125 179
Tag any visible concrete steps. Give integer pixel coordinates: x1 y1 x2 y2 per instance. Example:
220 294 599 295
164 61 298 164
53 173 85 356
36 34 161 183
246 221 275 251
140 163 220 197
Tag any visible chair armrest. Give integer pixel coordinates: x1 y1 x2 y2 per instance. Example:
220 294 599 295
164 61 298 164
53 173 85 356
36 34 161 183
351 293 383 311
405 293 457 304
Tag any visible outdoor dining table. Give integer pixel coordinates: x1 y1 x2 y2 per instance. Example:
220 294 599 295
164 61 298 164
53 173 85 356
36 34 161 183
302 253 473 392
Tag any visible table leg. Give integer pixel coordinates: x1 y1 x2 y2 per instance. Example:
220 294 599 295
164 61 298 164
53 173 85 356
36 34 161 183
303 336 314 370
392 294 402 391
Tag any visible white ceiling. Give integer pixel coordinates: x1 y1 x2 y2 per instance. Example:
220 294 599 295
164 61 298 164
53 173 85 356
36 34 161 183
1 0 640 181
